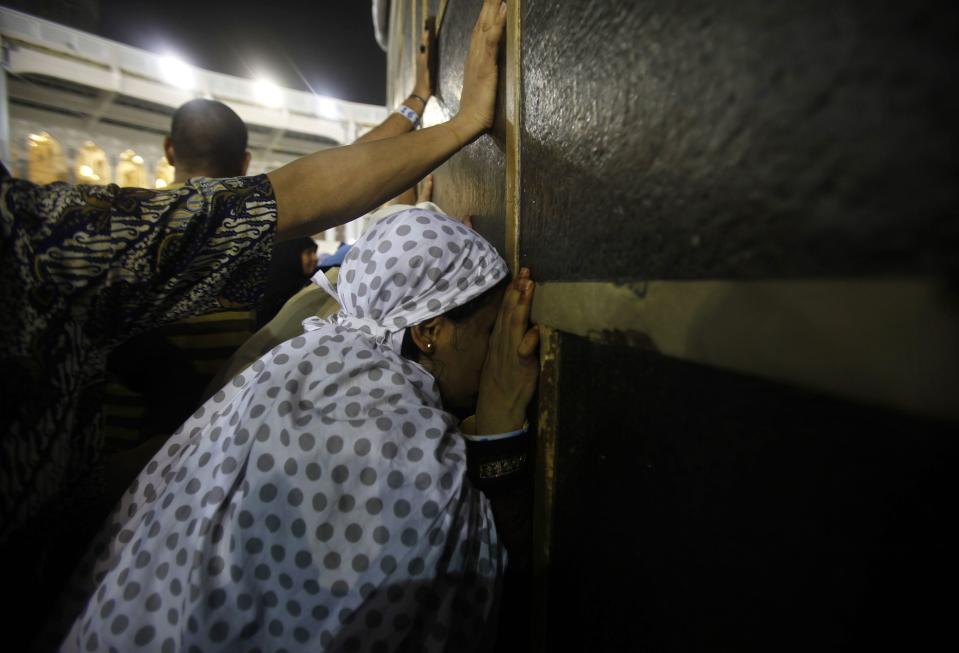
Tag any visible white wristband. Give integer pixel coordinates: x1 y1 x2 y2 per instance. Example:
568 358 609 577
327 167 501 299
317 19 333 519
462 420 529 443
394 104 420 128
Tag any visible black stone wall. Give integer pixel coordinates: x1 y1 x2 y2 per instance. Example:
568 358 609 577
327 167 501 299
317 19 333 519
548 334 957 651
433 0 509 257
388 1 959 650
520 0 959 281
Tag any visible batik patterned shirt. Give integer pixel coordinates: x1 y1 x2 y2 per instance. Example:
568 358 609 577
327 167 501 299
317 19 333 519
0 174 276 546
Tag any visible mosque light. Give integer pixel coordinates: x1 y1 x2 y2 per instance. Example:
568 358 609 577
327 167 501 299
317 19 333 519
315 96 339 119
254 78 284 109
159 55 196 90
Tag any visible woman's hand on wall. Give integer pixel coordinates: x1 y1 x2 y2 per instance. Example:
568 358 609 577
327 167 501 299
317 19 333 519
476 267 540 434
452 0 508 141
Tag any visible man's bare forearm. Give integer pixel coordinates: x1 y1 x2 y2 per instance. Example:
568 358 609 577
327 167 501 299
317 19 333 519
269 117 478 240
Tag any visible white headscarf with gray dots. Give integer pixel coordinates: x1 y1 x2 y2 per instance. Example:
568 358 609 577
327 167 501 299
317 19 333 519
57 209 510 653
308 207 508 353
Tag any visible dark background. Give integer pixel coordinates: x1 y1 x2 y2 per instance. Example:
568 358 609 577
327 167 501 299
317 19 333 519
5 0 387 104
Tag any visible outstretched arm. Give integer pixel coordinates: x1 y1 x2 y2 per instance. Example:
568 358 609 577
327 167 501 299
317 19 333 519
355 17 436 145
270 0 507 240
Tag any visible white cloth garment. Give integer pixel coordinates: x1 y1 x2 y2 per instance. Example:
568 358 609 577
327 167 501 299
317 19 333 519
59 208 510 653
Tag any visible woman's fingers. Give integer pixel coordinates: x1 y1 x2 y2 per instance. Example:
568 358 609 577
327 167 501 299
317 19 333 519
517 324 540 358
493 2 508 40
477 261 540 432
510 278 533 335
493 269 533 356
499 274 522 321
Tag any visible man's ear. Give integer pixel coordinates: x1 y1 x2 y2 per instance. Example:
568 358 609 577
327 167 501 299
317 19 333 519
241 150 252 176
163 136 175 167
409 317 444 355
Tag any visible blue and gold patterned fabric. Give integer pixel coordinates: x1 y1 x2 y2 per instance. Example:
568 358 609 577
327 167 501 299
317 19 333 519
0 174 276 546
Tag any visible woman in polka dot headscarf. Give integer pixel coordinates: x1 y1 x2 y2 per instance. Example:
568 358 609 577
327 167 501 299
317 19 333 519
56 206 540 653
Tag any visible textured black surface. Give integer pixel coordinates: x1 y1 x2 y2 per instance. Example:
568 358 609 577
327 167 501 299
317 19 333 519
520 0 959 281
429 0 508 257
389 0 508 256
384 3 959 650
548 333 958 651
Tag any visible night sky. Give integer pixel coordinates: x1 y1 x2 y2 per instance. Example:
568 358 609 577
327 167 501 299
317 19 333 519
84 0 386 105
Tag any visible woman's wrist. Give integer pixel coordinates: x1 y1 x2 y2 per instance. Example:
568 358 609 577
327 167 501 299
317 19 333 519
462 414 527 438
475 389 529 434
474 411 526 436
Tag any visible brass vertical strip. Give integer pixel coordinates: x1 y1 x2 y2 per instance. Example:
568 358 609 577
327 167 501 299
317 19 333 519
410 0 418 95
532 325 561 652
386 0 400 107
436 0 449 33
388 0 409 109
504 0 522 273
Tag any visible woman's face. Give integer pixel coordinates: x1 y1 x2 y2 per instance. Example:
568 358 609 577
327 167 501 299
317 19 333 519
300 248 319 276
431 291 503 413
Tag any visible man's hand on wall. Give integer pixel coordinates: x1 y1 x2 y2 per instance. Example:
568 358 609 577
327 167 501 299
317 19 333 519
454 0 508 140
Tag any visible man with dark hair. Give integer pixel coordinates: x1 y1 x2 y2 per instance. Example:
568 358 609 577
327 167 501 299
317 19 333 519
164 98 251 179
102 99 259 477
0 4 507 649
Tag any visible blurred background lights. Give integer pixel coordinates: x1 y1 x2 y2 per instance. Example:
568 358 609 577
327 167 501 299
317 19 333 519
254 78 284 108
159 55 195 90
78 164 101 182
315 96 340 119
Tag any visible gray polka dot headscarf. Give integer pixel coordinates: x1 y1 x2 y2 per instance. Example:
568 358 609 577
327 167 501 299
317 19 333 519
309 208 509 351
54 206 511 653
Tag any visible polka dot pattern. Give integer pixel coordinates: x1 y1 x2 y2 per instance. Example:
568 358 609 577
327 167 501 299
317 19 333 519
58 208 507 652
306 208 508 355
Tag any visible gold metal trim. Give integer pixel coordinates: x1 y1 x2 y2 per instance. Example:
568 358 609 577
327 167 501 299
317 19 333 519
436 0 450 33
386 0 407 109
532 325 561 652
477 453 528 479
504 0 523 273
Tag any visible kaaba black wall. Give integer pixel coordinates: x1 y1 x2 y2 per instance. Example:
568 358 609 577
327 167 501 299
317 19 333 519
386 1 959 651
